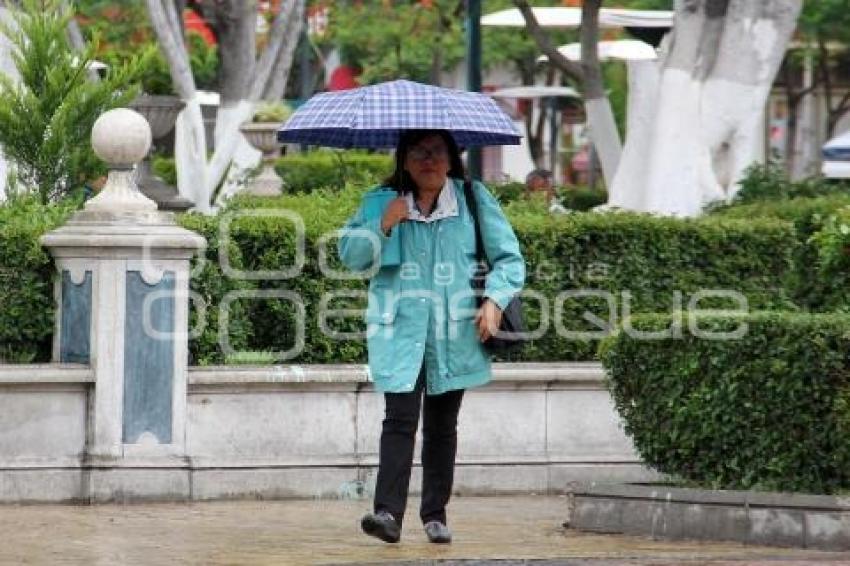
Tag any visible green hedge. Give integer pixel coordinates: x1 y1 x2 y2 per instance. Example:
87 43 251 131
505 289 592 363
0 198 75 362
600 311 850 494
178 189 797 364
810 205 850 312
714 193 850 309
732 163 850 204
488 181 607 212
274 151 392 193
0 188 802 365
152 151 393 195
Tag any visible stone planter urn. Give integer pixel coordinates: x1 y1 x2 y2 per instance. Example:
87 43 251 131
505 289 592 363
239 121 284 196
129 94 193 211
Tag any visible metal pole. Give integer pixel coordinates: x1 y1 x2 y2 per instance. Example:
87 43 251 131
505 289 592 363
466 0 482 180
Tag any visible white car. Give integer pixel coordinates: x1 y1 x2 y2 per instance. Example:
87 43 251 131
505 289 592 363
822 130 850 179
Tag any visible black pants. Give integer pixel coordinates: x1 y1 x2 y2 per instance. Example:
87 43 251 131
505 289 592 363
373 370 464 527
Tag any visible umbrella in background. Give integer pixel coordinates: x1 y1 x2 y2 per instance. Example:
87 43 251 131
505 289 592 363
537 40 658 64
277 79 522 148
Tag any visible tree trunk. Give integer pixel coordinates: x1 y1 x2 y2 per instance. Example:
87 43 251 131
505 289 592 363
791 50 818 179
513 0 621 188
145 0 210 212
580 0 621 188
263 0 304 100
211 0 303 204
214 0 256 103
604 58 660 211
608 0 801 216
512 0 582 82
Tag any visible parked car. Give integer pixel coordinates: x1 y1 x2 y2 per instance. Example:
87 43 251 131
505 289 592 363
822 130 850 179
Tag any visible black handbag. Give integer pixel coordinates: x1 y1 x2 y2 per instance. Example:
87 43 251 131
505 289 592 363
462 179 527 353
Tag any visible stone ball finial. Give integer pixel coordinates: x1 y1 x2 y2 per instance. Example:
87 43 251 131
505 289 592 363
91 108 152 168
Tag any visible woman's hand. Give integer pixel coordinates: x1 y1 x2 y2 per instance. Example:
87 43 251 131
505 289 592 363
381 197 408 234
475 299 503 343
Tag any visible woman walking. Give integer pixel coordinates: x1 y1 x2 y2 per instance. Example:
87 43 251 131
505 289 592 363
339 129 525 544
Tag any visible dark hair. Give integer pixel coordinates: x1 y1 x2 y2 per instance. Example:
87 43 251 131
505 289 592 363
525 168 553 185
382 129 465 195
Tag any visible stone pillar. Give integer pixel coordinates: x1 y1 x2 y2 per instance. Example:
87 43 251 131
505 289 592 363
41 109 206 501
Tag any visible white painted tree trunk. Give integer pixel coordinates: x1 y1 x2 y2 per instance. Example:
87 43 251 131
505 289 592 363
212 100 258 205
605 59 660 211
145 0 211 212
608 0 801 217
584 98 622 188
173 96 210 212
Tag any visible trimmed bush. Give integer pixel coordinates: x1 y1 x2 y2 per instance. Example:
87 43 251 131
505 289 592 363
488 181 607 212
810 205 850 312
715 194 850 309
0 197 75 362
152 151 392 196
732 163 850 204
185 190 797 363
274 151 392 193
600 311 850 494
0 188 801 365
559 186 608 211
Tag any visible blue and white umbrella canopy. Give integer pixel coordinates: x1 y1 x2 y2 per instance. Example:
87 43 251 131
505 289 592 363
278 79 522 148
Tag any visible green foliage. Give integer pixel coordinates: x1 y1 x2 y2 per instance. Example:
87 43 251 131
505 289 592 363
274 151 393 194
176 214 255 366
601 311 850 494
559 186 608 211
0 190 805 365
715 192 850 309
489 181 607 212
252 101 293 123
0 196 75 362
0 0 151 203
187 195 797 364
810 205 850 312
76 2 219 94
152 155 178 186
729 163 850 205
153 151 392 195
324 0 465 84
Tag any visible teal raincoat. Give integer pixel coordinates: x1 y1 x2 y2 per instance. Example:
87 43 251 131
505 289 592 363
339 178 525 394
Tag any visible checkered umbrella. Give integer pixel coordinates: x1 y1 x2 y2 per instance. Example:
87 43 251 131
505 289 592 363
277 80 522 148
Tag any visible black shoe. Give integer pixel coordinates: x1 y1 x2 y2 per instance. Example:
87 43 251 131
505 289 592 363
423 520 452 544
361 511 401 543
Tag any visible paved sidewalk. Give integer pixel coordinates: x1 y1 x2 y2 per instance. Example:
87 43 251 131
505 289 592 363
0 496 846 565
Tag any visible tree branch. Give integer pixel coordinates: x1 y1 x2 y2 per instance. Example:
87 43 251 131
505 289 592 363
512 0 583 83
145 0 195 98
263 0 304 101
580 0 604 99
249 0 297 101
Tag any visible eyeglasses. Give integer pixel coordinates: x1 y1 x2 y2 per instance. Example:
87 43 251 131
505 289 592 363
408 145 448 161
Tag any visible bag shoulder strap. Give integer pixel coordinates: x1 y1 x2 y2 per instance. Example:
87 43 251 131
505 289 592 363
462 178 486 264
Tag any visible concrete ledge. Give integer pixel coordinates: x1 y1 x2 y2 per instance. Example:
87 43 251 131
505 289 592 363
568 482 850 551
0 362 651 503
189 362 607 387
0 364 93 384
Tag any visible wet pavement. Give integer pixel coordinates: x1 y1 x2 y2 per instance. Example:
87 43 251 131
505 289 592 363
0 496 846 565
